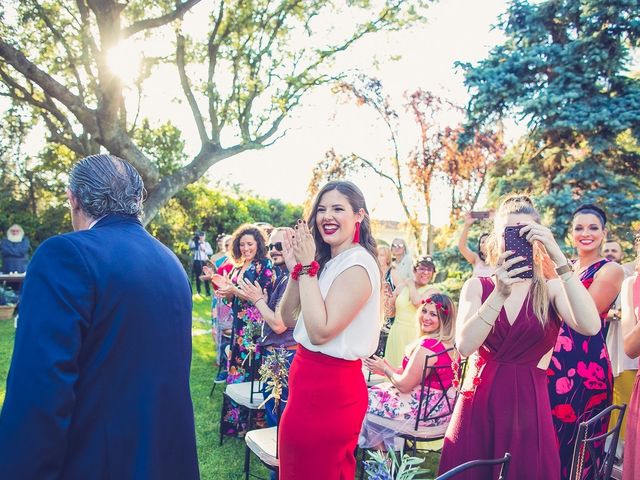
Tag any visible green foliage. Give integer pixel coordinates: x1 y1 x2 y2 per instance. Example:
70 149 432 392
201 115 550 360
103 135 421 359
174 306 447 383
148 182 303 269
485 145 640 257
536 159 640 246
364 449 431 480
0 0 432 222
133 120 188 176
459 0 640 151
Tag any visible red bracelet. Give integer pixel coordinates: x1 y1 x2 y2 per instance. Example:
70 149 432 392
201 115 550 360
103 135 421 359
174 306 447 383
291 261 320 280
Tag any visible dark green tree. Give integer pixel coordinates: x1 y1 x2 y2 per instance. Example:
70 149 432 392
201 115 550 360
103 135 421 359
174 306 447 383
459 0 640 157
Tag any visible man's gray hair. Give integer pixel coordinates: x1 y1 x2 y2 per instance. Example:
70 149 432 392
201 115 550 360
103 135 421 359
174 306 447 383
69 154 145 218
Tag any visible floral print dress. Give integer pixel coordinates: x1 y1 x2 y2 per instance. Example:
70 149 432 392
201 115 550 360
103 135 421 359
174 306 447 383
548 259 613 480
359 338 454 449
221 257 274 437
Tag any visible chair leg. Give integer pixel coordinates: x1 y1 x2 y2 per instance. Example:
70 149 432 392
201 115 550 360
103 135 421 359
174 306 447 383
219 394 226 446
247 408 253 434
244 444 251 480
209 363 223 397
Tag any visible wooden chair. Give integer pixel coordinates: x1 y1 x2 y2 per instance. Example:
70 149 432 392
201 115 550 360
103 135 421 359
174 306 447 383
435 452 511 480
243 390 284 479
218 352 265 446
569 403 627 480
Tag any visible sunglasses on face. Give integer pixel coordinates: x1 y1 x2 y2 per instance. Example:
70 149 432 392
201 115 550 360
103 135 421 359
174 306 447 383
268 242 283 252
391 243 405 248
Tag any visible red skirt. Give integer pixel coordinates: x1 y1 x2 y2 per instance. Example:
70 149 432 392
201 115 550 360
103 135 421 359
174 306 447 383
278 345 367 480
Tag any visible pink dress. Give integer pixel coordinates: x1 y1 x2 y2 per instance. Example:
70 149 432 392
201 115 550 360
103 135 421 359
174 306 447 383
439 277 561 479
623 275 640 480
359 338 453 449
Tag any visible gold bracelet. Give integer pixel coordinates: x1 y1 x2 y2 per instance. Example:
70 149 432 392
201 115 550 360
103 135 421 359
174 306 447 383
477 311 495 328
485 302 502 314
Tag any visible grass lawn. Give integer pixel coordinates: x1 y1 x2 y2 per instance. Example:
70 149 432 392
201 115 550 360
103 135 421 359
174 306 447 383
0 296 440 479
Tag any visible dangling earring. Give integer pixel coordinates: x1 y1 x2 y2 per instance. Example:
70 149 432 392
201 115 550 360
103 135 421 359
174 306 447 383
353 221 361 244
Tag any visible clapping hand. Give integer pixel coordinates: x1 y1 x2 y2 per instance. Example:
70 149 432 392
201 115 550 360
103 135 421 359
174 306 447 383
280 227 297 271
238 278 268 306
288 220 316 265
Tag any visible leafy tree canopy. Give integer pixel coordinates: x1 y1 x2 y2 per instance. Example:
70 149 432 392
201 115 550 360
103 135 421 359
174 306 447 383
0 0 430 223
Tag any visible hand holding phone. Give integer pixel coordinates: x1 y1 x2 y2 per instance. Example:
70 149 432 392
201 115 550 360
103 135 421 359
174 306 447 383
504 225 534 279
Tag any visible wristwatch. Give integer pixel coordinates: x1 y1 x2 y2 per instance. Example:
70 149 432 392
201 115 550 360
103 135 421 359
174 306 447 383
555 262 572 276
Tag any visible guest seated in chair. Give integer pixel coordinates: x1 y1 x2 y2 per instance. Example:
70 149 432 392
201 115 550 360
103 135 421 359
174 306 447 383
359 293 456 450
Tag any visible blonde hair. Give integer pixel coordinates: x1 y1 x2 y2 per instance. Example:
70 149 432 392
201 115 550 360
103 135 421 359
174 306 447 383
377 245 392 270
485 194 551 325
406 293 457 356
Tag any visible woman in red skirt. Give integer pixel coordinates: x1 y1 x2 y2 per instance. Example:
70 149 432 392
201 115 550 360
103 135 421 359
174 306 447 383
276 181 382 479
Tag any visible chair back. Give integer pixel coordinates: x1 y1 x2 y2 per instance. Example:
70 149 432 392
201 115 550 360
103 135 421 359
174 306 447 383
435 452 511 480
375 329 389 358
412 346 460 431
569 403 627 480
248 349 263 403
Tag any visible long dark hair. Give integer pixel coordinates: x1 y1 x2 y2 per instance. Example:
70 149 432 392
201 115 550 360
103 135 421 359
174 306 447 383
477 233 490 262
306 181 378 272
229 224 268 266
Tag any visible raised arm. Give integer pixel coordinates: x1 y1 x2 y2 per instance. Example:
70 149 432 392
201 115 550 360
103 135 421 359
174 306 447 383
290 222 373 345
456 252 530 357
584 262 624 315
622 276 640 359
274 228 300 328
519 222 601 336
457 214 479 266
240 278 287 334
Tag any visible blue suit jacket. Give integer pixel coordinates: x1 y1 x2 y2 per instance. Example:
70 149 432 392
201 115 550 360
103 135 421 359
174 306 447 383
0 215 200 479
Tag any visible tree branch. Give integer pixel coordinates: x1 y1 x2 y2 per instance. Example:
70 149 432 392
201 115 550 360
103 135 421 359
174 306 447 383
176 32 209 145
122 0 203 38
0 40 98 131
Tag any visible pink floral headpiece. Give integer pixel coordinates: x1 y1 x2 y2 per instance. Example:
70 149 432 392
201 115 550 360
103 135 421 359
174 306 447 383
422 297 449 315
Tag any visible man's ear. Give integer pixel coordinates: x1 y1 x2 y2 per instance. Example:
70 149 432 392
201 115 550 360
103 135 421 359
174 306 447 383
66 189 80 211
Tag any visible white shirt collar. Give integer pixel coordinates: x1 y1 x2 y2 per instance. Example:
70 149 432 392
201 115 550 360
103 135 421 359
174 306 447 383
88 216 106 229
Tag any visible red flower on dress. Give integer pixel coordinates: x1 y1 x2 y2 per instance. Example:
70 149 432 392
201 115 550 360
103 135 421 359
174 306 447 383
552 404 577 423
584 392 608 411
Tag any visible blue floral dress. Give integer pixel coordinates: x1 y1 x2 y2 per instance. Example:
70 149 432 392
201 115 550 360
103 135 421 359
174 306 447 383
548 259 613 480
221 257 274 436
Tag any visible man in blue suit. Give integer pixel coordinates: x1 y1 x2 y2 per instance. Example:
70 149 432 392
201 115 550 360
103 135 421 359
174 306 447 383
0 155 200 479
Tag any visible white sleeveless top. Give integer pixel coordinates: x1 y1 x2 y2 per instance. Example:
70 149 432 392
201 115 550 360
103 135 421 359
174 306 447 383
294 245 382 360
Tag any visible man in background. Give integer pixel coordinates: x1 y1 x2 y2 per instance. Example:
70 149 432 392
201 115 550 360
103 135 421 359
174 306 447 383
189 230 213 296
0 154 199 479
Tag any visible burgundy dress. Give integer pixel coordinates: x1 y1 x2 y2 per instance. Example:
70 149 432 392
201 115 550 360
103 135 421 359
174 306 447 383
439 277 561 479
